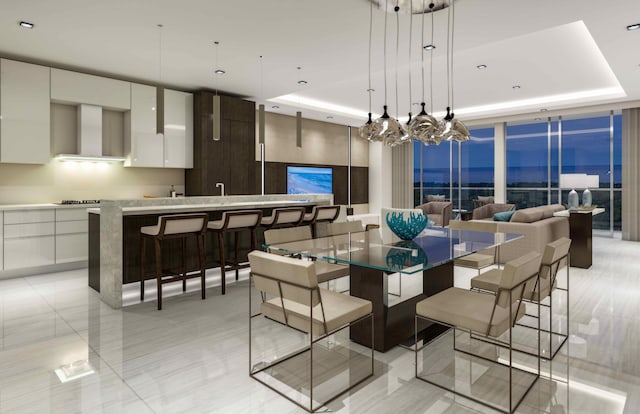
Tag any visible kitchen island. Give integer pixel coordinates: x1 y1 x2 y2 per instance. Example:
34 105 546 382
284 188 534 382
90 194 333 308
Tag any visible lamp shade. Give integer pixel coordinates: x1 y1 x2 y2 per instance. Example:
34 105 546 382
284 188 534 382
559 173 593 189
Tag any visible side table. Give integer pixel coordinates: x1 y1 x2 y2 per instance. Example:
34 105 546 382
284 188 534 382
553 207 605 269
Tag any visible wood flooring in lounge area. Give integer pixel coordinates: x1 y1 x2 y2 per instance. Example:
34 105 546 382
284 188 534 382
0 235 638 413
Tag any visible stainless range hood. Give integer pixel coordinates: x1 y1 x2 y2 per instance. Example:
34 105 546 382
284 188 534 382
56 104 126 162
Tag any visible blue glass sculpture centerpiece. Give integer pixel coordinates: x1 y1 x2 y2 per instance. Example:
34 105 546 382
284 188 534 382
385 211 428 240
385 240 428 270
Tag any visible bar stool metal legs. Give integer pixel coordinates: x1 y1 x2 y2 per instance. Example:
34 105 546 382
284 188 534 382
208 210 263 295
139 213 209 310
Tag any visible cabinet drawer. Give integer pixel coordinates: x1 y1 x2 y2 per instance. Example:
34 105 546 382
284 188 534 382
56 220 88 235
56 233 88 263
4 236 55 269
4 209 55 224
4 222 55 238
56 208 90 222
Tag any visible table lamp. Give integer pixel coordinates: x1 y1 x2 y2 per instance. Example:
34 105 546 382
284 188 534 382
559 173 591 210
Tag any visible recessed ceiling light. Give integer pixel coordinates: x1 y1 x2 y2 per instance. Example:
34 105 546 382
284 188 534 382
297 80 308 85
19 21 34 29
627 23 640 31
423 44 436 50
512 85 521 89
214 69 225 75
271 105 279 109
476 64 487 69
540 108 548 112
326 116 334 119
534 117 542 121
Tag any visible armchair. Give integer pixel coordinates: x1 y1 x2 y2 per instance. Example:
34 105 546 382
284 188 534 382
417 201 452 227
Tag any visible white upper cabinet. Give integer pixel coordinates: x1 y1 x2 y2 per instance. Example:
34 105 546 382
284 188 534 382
50 68 130 110
125 85 193 169
163 89 193 169
0 59 51 164
125 83 164 167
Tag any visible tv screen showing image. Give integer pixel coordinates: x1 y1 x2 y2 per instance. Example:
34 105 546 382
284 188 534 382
287 166 333 195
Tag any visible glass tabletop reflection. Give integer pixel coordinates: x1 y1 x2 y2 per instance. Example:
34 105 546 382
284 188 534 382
262 227 522 274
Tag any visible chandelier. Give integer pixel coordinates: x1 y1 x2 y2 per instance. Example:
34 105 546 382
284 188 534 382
360 0 470 146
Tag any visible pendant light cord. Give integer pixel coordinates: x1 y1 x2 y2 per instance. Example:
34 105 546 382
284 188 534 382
157 24 163 85
450 0 455 113
383 0 388 108
429 3 434 114
214 41 219 97
420 0 426 104
395 2 400 119
408 0 413 117
367 0 373 114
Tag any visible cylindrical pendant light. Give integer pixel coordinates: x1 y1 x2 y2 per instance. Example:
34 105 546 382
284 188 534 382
296 111 302 148
156 24 164 136
258 104 265 144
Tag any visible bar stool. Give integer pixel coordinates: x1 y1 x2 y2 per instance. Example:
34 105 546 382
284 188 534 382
302 205 341 237
140 213 208 310
208 210 263 294
259 207 305 230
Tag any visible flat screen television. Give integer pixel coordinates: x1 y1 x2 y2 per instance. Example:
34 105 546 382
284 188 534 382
287 166 333 195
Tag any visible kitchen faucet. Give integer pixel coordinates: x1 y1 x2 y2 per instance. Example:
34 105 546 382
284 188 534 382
216 182 225 196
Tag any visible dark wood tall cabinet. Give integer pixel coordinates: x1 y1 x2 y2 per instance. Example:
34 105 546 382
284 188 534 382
186 92 257 196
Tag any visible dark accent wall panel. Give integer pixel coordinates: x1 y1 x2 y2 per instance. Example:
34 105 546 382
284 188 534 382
186 92 256 196
256 161 368 205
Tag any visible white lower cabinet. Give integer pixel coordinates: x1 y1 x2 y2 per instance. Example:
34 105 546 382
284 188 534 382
0 207 90 273
3 209 55 270
55 219 88 263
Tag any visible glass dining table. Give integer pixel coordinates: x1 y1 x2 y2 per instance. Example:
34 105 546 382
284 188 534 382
263 226 523 352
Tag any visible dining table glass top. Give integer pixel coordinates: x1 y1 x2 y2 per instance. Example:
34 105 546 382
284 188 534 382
262 227 523 274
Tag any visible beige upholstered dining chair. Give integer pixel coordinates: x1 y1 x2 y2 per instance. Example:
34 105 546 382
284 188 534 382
448 219 500 274
470 237 572 359
414 251 542 414
264 226 350 284
248 250 374 412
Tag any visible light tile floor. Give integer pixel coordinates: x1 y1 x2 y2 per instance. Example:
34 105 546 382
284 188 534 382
0 235 639 413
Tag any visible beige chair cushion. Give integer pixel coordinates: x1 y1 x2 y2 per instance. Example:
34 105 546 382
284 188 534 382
416 287 525 337
326 220 364 236
141 214 207 236
208 211 262 230
473 267 556 301
470 268 501 292
261 208 304 226
262 288 371 335
314 260 350 283
456 253 495 270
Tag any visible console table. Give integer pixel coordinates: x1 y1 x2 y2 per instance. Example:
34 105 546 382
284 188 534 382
553 207 605 269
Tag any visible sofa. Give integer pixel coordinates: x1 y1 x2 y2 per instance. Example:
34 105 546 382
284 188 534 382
472 203 516 220
417 201 452 227
474 204 569 263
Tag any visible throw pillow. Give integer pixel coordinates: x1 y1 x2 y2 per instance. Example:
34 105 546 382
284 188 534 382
493 210 516 222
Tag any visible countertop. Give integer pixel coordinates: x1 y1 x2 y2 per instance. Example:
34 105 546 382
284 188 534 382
89 199 318 215
553 207 605 217
0 203 99 211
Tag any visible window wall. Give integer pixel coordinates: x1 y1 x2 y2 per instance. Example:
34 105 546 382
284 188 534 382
414 110 623 233
506 112 622 231
414 126 494 211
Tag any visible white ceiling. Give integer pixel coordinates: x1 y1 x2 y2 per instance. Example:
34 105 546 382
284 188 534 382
1 0 639 127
